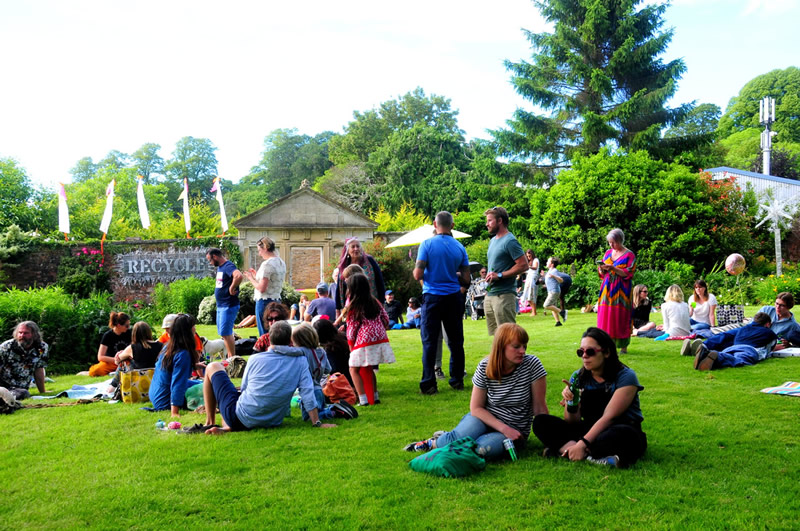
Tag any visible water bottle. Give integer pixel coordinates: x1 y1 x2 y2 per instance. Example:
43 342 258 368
566 370 581 413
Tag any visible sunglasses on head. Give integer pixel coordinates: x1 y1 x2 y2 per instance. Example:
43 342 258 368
577 347 603 358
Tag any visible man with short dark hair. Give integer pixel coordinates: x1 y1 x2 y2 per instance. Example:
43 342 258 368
693 312 778 370
0 321 49 400
305 282 336 322
199 321 337 434
483 206 527 335
206 248 243 359
414 211 471 394
383 290 404 328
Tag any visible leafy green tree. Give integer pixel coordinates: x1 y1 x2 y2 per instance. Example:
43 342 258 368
70 157 98 183
131 143 165 182
242 129 335 204
495 0 688 170
720 128 761 169
527 149 759 270
717 67 800 143
97 150 131 171
662 103 725 170
0 158 48 232
664 103 721 139
328 87 461 165
751 147 800 180
367 123 471 217
313 162 379 213
369 203 430 231
164 136 218 201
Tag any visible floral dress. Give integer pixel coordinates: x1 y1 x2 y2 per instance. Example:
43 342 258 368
597 249 636 340
346 307 396 367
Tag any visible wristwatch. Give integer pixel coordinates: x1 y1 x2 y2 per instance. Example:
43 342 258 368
497 272 504 278
312 420 322 428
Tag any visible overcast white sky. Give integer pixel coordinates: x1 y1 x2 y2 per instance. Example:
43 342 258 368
1 0 797 190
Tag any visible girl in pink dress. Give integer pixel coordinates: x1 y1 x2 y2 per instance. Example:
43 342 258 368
344 273 395 405
597 228 636 354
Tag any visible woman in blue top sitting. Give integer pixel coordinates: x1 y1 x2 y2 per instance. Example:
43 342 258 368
149 314 201 417
532 327 647 468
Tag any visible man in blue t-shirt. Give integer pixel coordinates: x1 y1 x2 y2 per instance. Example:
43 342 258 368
305 282 337 322
413 211 471 394
483 206 527 335
206 248 243 359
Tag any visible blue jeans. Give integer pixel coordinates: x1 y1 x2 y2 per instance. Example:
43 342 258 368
255 298 278 337
690 318 711 332
420 292 465 391
300 388 334 420
715 345 761 369
435 413 514 460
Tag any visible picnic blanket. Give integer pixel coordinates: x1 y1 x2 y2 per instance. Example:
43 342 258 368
30 378 115 400
760 382 800 396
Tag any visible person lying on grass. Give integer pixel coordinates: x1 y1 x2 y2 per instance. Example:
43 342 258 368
532 327 647 469
199 320 337 434
149 314 202 417
404 323 547 460
690 311 778 371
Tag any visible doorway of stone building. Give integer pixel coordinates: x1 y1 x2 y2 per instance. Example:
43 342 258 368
290 247 323 291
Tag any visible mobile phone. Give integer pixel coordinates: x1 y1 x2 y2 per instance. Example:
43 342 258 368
595 260 605 265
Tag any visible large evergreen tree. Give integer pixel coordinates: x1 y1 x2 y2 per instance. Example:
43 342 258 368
495 0 689 171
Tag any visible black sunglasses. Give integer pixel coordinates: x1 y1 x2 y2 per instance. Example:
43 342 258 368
577 347 603 358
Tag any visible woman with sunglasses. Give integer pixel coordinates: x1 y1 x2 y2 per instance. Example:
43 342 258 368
532 327 647 468
88 312 132 376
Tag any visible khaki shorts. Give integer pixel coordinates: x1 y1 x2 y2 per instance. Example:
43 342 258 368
484 293 517 335
544 292 560 309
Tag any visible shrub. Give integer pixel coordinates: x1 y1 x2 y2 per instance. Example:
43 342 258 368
363 238 421 306
464 239 489 267
197 296 216 325
152 277 215 318
281 282 301 308
57 247 111 297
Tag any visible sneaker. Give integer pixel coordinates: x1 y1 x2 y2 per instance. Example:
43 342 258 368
586 455 620 468
560 309 567 321
679 339 692 357
331 401 359 419
434 368 446 380
690 339 705 357
555 321 563 327
449 380 464 391
694 348 717 371
432 430 446 440
403 438 433 452
542 447 560 458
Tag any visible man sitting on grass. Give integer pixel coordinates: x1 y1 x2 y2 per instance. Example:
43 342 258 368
690 312 778 371
199 320 336 434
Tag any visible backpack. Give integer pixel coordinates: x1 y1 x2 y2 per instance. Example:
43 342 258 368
225 355 247 378
234 337 257 357
322 372 357 405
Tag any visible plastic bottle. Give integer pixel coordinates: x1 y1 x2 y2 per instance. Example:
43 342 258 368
503 438 517 461
155 420 166 429
566 370 581 413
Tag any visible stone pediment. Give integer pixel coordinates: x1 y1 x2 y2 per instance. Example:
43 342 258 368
234 187 378 230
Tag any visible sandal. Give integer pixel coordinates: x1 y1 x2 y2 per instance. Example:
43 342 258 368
180 423 220 434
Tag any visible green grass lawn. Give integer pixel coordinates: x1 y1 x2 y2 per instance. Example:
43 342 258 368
2 309 799 529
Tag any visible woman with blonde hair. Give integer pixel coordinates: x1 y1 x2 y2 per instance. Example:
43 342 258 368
404 323 548 460
243 236 286 336
638 284 691 339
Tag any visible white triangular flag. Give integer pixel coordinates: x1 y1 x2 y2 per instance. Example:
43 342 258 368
211 177 228 233
136 176 151 229
99 179 115 234
57 183 70 235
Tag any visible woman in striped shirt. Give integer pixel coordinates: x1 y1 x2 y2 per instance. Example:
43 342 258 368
404 323 548 460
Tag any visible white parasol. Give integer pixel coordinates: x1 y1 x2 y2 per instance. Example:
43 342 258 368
385 224 472 248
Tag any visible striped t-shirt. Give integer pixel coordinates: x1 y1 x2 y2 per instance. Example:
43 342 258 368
472 355 547 438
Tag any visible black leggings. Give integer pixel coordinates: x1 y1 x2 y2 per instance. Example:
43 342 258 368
532 414 647 467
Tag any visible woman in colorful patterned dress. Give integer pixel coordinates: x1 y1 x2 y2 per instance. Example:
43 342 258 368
597 229 636 354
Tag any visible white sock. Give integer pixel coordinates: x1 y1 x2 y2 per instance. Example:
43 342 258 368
359 394 368 405
373 391 380 401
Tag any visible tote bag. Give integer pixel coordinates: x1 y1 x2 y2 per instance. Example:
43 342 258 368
120 367 154 404
716 304 745 327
